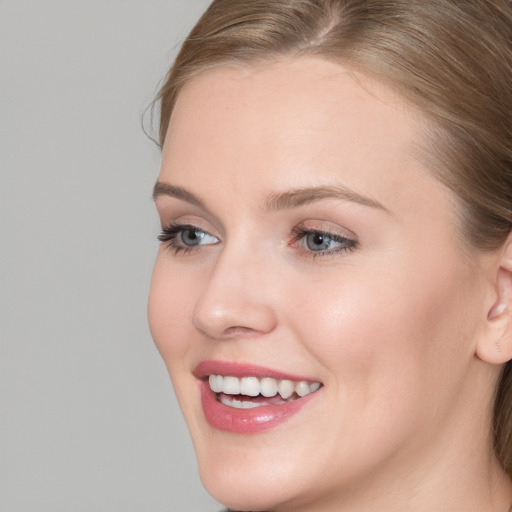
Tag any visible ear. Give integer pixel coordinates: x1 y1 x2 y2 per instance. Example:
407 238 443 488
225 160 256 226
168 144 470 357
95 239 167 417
477 238 512 364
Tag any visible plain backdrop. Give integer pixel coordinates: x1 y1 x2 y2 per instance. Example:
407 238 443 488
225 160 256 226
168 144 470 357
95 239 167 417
0 1 222 511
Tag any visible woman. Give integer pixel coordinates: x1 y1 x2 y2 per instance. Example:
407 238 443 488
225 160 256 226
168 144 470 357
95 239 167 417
148 1 512 510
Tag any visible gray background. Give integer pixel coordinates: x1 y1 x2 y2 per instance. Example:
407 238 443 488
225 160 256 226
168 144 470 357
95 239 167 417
0 1 221 511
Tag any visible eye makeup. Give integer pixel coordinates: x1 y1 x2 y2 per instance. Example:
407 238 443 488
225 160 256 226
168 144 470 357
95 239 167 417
290 225 358 258
158 223 219 255
157 220 358 259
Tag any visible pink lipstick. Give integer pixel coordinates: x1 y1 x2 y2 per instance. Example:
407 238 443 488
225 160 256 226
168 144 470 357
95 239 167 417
194 360 322 434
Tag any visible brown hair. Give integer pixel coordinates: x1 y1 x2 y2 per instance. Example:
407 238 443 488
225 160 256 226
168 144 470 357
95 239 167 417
156 0 512 475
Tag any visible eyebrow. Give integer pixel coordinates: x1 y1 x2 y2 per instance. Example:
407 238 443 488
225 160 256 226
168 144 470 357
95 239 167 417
265 185 389 212
153 181 388 213
153 182 204 208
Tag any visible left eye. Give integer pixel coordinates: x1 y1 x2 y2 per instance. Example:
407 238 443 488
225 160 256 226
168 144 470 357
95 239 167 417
293 227 357 255
303 232 339 251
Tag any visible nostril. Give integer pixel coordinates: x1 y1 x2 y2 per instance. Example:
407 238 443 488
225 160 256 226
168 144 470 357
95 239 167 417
223 325 264 337
192 298 278 340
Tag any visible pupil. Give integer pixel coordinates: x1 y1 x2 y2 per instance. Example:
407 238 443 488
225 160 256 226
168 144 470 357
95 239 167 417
183 229 202 245
313 233 324 245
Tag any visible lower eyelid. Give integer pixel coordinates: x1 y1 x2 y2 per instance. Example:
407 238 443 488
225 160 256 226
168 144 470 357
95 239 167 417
298 243 357 259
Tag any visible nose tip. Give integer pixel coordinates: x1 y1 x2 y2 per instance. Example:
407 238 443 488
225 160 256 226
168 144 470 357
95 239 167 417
192 297 278 340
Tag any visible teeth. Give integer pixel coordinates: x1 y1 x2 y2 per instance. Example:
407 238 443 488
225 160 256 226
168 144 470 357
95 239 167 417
260 377 278 397
278 379 295 399
310 382 321 392
240 377 260 397
208 374 321 399
208 374 224 393
220 396 262 409
222 376 240 395
295 381 311 397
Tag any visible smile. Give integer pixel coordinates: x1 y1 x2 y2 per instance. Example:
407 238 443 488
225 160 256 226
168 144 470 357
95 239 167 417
195 361 323 433
209 374 321 409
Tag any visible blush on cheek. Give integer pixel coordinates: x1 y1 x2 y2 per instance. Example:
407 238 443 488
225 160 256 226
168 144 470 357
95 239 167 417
148 270 188 359
296 286 382 365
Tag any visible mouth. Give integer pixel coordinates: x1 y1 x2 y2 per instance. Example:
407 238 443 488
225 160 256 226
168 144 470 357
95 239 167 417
195 361 323 434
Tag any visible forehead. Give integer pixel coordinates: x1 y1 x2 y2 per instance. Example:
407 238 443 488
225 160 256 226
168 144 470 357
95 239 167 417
161 57 453 225
168 58 419 140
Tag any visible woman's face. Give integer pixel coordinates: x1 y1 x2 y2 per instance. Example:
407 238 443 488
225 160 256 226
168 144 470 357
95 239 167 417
149 58 493 511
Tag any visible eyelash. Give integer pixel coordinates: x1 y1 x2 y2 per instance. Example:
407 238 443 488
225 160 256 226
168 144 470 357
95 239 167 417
157 223 358 257
157 223 210 255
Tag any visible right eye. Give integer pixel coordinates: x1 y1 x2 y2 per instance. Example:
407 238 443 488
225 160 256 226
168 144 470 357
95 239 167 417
158 224 219 253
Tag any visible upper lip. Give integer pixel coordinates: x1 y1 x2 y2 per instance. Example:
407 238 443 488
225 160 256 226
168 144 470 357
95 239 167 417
194 360 321 382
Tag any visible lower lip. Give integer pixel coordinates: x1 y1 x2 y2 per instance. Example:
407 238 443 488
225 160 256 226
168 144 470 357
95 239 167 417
199 380 318 434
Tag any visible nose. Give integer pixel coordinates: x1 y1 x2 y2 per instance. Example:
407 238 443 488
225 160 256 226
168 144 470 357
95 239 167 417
192 246 278 340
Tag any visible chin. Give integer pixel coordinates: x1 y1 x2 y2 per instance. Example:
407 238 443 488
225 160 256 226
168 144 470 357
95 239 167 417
199 461 292 512
188 426 302 511
192 427 336 512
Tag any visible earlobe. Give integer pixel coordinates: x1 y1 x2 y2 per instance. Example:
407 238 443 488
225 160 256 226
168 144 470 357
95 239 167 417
477 241 512 365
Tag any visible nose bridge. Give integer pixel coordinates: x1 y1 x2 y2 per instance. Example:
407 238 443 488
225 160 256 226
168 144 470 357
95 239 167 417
192 239 277 339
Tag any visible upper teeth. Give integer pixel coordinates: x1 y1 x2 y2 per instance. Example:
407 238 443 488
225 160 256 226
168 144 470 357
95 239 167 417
208 374 321 399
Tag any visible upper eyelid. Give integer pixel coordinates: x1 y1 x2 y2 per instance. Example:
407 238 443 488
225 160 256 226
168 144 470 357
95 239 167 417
154 197 224 234
292 222 358 240
161 220 218 236
294 228 357 243
161 222 356 238
296 226 350 236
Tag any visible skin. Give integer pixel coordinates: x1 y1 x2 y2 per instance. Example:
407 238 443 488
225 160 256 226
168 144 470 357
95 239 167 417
148 57 512 511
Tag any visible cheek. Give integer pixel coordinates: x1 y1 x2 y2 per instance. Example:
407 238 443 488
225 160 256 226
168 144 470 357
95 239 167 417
147 255 196 366
286 257 482 414
274 259 483 485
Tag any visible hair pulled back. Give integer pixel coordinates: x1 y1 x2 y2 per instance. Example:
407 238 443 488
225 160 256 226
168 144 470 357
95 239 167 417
156 0 512 476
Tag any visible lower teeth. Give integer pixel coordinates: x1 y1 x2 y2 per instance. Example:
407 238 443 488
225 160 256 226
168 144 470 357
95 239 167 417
220 396 263 409
218 393 296 409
